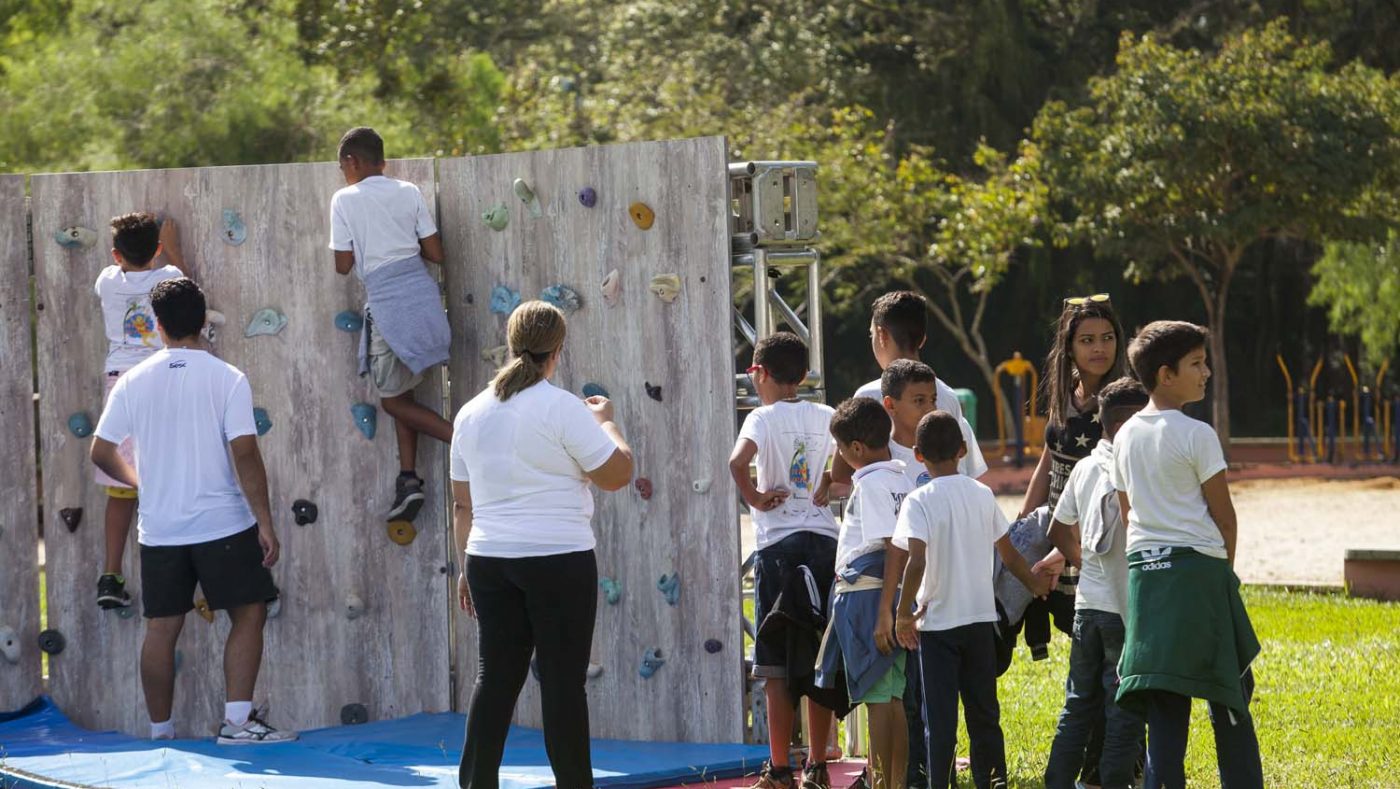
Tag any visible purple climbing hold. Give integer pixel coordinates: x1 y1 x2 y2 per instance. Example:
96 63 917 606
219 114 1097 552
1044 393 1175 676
59 507 83 533
704 639 723 654
578 187 597 208
645 382 663 402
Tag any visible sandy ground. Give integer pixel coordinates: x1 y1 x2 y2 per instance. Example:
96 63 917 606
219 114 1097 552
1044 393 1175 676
740 477 1400 586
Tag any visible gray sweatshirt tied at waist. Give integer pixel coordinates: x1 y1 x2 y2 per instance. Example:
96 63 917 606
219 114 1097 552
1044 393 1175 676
358 256 451 377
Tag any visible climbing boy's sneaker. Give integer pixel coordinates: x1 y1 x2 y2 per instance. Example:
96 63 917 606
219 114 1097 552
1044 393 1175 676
801 761 831 789
387 472 425 521
747 761 796 789
97 573 132 609
216 713 298 745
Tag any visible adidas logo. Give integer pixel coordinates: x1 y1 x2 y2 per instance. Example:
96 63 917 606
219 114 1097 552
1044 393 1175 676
1140 561 1174 572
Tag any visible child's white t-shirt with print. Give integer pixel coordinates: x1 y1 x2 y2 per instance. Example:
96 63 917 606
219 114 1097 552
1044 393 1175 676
328 175 438 279
1054 440 1127 615
738 400 839 548
1110 405 1229 559
856 377 987 478
94 265 184 372
893 474 1010 631
836 459 913 573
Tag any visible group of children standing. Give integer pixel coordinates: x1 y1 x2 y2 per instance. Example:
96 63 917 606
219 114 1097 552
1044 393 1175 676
733 292 1263 789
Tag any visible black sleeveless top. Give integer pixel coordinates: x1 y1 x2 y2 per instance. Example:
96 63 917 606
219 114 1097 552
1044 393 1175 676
1043 403 1104 512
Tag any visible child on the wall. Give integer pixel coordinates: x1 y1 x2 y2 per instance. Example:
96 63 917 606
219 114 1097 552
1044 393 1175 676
1112 321 1264 788
94 213 187 609
329 127 453 522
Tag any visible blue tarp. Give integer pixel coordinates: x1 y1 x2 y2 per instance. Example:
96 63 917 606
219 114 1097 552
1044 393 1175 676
0 698 768 789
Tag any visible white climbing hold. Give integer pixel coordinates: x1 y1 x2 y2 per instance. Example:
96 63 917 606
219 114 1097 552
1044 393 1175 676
0 626 19 664
346 594 365 620
481 345 509 368
649 274 681 304
692 479 712 494
601 269 621 308
586 663 604 679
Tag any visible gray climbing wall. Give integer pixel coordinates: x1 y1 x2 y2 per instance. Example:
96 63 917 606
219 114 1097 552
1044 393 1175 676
29 161 452 736
438 137 745 742
0 175 42 710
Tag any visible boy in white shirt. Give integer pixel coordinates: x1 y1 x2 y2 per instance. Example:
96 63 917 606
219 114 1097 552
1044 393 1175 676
729 332 839 789
1042 377 1149 789
880 360 986 484
93 212 187 610
892 412 1048 789
329 127 453 523
1111 321 1262 788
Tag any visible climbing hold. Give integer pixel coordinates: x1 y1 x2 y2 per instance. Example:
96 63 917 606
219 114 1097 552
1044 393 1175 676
657 573 681 606
244 308 287 338
600 269 622 308
253 408 272 436
540 284 582 313
334 310 364 333
351 403 377 440
705 639 724 654
113 605 135 620
513 178 544 218
59 508 83 533
599 577 622 605
221 209 247 246
67 412 94 439
645 382 663 402
37 629 65 656
54 226 98 250
587 662 604 679
692 479 712 494
490 285 521 315
194 598 214 623
582 383 609 399
482 203 510 231
345 594 365 620
629 202 656 230
578 187 597 208
639 648 665 679
204 309 227 343
649 274 681 304
387 520 417 546
635 477 653 500
267 598 282 619
292 499 318 526
0 627 18 664
340 703 369 726
481 345 509 368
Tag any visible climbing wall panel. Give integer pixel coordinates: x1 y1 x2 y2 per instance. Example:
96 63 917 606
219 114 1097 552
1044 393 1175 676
0 174 42 711
439 137 744 742
30 161 451 736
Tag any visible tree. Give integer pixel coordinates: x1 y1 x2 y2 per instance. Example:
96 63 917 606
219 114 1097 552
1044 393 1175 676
1310 232 1400 367
1033 20 1399 449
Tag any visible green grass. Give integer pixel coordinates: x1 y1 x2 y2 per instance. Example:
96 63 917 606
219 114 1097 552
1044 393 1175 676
748 588 1400 788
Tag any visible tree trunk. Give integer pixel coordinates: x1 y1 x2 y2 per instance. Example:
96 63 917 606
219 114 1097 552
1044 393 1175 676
1209 311 1232 456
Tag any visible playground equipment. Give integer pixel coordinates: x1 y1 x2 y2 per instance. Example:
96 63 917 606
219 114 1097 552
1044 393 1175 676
1276 355 1319 462
992 352 1044 467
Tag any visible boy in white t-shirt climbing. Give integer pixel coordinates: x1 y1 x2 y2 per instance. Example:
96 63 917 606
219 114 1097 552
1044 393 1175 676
329 127 453 523
93 212 187 610
892 411 1048 789
729 332 839 789
1111 321 1263 788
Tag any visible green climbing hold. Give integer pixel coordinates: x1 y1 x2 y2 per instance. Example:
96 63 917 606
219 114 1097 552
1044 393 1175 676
513 178 544 218
483 203 509 231
599 576 622 605
253 408 272 436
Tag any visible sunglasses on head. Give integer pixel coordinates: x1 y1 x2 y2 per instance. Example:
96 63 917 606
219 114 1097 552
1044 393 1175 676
1064 293 1111 307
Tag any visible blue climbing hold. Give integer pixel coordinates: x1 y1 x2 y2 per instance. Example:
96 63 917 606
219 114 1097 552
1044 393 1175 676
490 285 521 316
582 383 609 399
54 226 98 250
599 577 622 605
221 209 247 246
67 412 94 439
334 311 364 333
540 284 582 313
639 647 666 679
578 187 597 208
351 403 377 440
657 573 680 606
253 408 272 436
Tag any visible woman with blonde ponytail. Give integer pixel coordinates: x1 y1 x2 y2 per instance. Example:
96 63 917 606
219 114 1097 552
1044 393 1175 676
449 301 634 789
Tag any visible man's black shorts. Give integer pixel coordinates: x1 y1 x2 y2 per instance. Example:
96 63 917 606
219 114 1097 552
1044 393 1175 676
140 525 278 619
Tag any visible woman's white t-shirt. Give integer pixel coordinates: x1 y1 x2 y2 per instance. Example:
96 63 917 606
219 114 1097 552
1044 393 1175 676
450 380 618 558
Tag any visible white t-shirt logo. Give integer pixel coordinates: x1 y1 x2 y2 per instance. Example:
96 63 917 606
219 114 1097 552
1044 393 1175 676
123 298 159 348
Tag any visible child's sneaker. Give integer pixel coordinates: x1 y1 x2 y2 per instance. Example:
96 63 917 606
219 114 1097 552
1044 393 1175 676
97 574 132 609
216 713 298 745
387 472 425 521
801 762 831 789
747 762 795 789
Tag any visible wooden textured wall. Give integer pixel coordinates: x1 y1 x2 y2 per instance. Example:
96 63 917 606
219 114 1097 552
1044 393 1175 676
438 137 744 743
30 161 451 736
0 175 42 710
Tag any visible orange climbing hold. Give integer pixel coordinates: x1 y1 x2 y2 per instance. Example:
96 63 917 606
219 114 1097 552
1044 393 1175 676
629 202 655 230
387 520 417 546
194 598 215 623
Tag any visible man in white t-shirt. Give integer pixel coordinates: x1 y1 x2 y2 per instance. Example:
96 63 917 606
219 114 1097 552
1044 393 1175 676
891 411 1047 789
91 278 294 746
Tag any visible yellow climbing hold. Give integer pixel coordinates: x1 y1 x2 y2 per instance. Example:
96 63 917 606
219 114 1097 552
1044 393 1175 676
194 598 215 623
387 520 417 546
629 202 655 230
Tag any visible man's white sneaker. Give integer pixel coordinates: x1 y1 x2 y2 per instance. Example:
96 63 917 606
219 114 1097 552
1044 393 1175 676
216 714 298 745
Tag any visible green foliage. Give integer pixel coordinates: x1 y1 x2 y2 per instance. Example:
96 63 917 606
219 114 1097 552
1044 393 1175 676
1310 232 1400 367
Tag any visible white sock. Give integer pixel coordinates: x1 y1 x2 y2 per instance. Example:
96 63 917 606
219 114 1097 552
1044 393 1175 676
150 719 175 739
225 700 253 726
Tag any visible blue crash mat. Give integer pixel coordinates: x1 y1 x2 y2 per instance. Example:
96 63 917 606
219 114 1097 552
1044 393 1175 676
0 697 768 789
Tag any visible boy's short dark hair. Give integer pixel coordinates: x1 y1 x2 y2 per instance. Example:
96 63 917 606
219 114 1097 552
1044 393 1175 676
1098 376 1150 432
830 397 892 450
338 127 385 164
915 410 963 463
110 212 160 267
881 359 937 401
753 332 809 385
150 278 206 340
1127 320 1210 392
872 291 927 352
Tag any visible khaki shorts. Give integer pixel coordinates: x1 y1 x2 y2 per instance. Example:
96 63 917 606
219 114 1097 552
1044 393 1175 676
368 318 422 397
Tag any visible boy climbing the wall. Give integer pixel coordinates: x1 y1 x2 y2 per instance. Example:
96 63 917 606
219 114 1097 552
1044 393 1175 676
329 127 453 522
94 213 187 609
729 332 840 789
